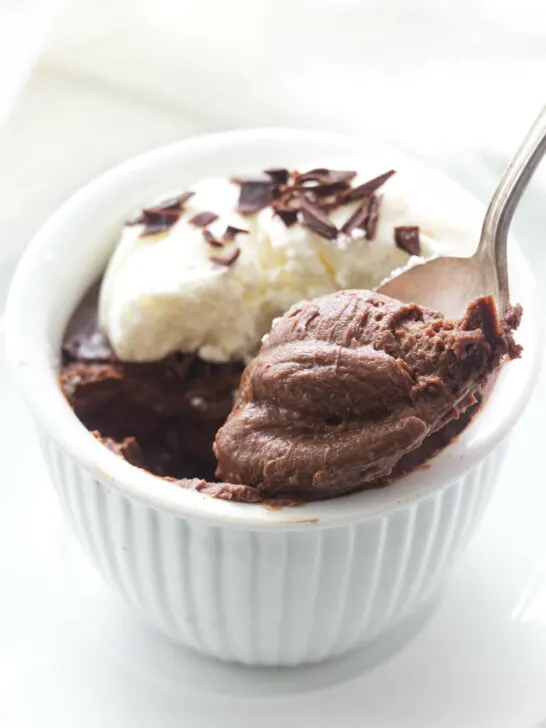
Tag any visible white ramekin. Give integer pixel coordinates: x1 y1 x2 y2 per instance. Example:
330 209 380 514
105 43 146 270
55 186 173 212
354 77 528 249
5 129 540 666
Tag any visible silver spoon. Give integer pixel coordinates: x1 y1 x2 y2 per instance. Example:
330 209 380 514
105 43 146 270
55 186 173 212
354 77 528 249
377 106 546 317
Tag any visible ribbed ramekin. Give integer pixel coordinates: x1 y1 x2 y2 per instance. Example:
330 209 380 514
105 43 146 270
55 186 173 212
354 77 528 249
5 129 540 666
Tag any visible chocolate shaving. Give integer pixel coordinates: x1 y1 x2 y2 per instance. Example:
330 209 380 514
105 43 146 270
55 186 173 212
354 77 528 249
275 209 299 227
264 168 290 185
126 191 195 236
140 220 176 237
189 211 219 227
299 198 338 240
394 225 421 255
346 170 395 202
307 181 353 197
341 198 370 236
203 225 249 245
232 174 273 215
202 230 224 247
223 225 249 242
296 169 356 185
150 192 195 211
365 194 382 240
210 248 241 267
126 209 177 227
272 194 301 211
127 167 396 242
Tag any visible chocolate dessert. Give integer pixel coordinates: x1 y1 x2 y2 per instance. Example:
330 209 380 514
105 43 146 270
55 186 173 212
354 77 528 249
61 284 521 503
62 285 242 480
59 165 522 504
214 291 522 500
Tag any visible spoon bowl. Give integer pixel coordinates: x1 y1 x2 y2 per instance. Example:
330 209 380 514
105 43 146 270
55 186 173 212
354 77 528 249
378 106 546 316
377 254 494 318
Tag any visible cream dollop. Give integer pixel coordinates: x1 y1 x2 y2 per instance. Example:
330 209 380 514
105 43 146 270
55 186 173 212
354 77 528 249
99 165 477 363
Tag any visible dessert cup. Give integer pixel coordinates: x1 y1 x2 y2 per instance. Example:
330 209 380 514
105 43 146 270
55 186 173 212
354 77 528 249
5 129 540 666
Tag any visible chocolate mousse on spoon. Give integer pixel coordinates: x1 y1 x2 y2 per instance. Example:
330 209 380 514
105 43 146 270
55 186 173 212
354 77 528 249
214 290 521 500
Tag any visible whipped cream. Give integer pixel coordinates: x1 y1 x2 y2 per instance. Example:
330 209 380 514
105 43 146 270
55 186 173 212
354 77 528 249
99 165 477 363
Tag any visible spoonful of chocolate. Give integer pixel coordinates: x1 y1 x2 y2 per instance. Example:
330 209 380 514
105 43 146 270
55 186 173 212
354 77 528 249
378 106 546 317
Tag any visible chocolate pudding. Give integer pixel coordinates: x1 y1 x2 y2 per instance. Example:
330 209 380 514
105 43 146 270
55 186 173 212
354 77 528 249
61 284 521 503
215 291 522 500
61 285 243 481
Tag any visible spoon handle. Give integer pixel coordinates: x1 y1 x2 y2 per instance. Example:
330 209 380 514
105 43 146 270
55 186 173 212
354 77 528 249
478 105 546 312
